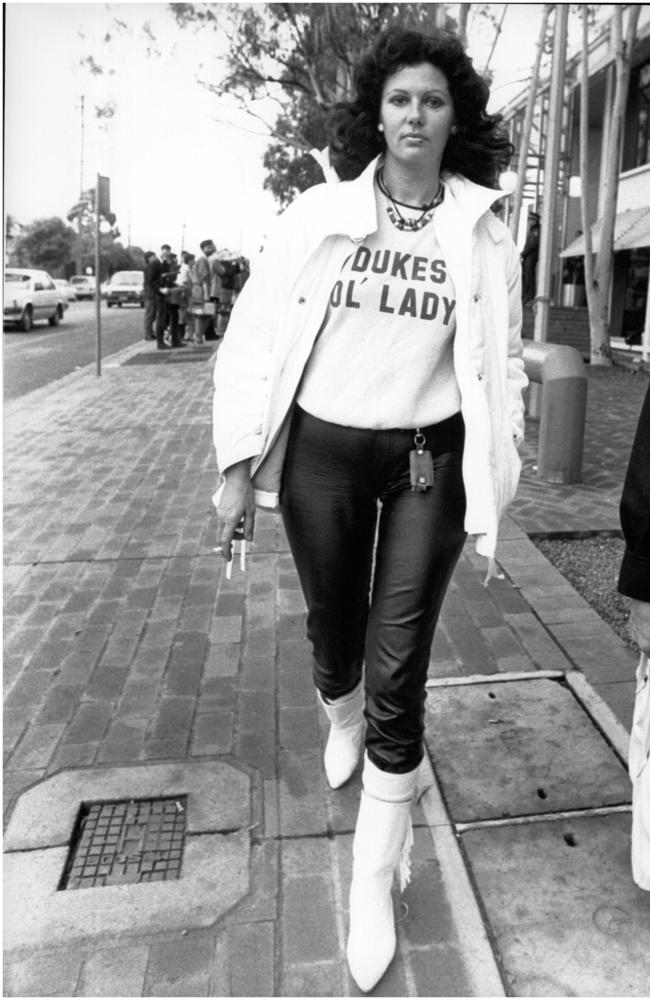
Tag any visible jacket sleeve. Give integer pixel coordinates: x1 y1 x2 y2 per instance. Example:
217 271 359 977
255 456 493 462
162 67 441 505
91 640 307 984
618 384 650 601
504 232 528 446
212 192 319 476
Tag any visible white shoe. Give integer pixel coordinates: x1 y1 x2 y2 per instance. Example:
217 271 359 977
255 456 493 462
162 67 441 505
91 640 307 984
318 681 365 789
346 755 417 993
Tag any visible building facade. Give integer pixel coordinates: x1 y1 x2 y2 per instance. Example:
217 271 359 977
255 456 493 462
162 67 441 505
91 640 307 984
499 5 650 355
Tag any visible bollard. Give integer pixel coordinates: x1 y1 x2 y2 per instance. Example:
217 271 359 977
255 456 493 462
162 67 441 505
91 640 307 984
522 339 588 484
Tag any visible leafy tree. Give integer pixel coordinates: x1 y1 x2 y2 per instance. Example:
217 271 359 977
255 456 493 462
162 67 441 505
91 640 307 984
126 245 146 270
171 3 457 201
5 214 24 264
101 241 134 276
11 217 77 276
73 234 140 280
508 4 552 241
262 96 329 207
89 4 504 205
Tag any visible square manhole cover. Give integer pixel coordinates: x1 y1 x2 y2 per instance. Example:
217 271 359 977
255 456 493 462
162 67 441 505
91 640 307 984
59 796 187 890
424 678 630 822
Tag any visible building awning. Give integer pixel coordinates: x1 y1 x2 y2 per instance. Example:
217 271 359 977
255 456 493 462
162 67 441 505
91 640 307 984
560 205 650 257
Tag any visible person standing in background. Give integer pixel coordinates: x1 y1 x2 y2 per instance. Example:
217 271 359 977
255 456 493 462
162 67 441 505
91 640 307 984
521 212 540 305
165 253 184 349
178 252 195 344
143 250 162 343
210 250 226 337
218 253 238 335
192 239 216 346
154 244 177 349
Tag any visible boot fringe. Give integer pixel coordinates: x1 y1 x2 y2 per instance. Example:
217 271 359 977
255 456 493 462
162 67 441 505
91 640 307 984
398 816 414 892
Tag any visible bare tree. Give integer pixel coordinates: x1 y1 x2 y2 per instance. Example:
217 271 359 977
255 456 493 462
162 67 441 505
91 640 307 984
509 3 552 241
456 3 470 46
580 3 641 366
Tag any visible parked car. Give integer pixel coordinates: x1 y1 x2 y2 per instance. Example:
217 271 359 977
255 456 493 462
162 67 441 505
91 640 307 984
53 279 77 302
104 270 145 308
4 268 68 331
69 275 96 300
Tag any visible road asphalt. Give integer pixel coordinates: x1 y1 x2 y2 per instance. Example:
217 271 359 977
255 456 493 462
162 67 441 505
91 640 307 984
3 337 650 997
3 300 144 400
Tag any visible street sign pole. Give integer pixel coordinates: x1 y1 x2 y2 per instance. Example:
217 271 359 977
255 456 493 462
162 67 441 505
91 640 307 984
95 176 102 376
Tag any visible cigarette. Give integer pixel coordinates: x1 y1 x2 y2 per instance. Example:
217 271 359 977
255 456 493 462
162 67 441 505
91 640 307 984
226 556 233 580
240 540 246 571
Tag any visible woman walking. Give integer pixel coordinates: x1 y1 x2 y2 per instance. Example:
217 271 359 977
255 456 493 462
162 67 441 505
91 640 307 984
213 27 527 992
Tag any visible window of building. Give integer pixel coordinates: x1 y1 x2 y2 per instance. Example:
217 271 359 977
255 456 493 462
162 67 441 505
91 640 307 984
631 60 650 168
622 247 649 345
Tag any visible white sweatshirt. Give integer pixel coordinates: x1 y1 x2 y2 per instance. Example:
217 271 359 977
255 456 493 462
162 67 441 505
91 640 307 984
297 187 461 429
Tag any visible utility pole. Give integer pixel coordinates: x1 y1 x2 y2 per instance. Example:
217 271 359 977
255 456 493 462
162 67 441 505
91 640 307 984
74 95 87 276
533 3 569 346
80 95 85 196
95 177 102 377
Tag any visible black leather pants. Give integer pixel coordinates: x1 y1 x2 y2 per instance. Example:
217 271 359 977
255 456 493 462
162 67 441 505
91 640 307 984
280 406 467 774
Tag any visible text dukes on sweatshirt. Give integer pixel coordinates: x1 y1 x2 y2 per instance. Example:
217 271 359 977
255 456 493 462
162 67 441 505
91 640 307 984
328 245 456 324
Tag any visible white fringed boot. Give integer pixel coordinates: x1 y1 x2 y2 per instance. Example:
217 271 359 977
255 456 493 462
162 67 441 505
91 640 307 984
317 681 365 789
346 754 417 993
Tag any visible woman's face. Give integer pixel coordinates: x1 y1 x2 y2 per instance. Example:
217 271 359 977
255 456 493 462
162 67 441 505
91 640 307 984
379 62 455 171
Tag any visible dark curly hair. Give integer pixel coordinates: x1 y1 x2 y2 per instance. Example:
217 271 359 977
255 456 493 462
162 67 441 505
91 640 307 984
327 28 513 188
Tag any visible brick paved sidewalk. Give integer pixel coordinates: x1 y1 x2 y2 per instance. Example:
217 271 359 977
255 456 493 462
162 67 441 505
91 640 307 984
511 363 649 535
3 345 649 996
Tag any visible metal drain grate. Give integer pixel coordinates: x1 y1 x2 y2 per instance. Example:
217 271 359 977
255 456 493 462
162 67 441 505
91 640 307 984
122 347 216 365
59 796 187 890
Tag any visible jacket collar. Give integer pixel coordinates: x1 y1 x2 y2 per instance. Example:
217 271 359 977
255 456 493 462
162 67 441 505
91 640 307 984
324 154 508 241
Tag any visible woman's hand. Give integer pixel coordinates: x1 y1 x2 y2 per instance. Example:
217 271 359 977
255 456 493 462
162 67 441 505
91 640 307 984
628 598 650 655
217 461 256 563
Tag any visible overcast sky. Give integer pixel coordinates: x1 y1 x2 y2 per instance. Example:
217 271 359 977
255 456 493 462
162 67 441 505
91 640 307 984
4 3 609 259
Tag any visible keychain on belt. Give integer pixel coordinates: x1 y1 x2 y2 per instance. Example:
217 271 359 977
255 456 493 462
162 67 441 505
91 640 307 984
409 429 434 492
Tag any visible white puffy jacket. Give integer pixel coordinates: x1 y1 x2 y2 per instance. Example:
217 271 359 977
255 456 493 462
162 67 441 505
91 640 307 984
213 155 528 567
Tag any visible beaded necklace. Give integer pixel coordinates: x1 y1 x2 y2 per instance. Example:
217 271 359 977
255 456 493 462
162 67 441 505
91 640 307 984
376 168 445 232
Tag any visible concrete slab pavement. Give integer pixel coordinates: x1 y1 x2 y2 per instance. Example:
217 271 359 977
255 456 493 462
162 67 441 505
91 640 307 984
463 814 649 997
3 343 650 995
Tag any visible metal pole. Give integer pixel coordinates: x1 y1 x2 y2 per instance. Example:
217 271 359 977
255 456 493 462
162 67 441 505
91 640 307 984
95 177 102 376
533 3 569 344
80 95 85 197
558 85 576 304
642 269 650 364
